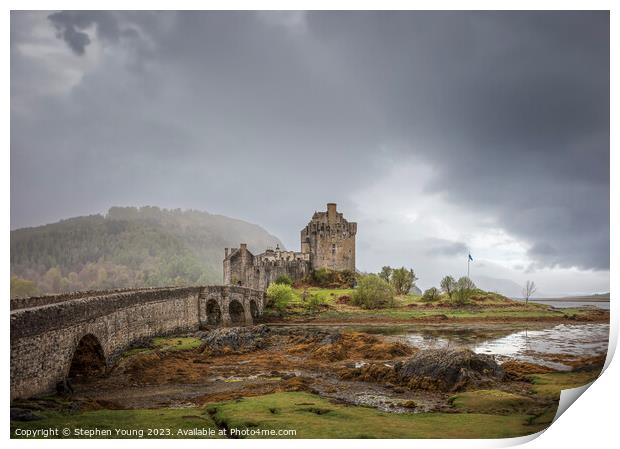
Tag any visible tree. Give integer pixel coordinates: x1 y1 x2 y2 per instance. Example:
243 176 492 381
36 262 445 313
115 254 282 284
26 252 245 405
352 275 395 309
266 283 295 312
42 267 63 293
440 275 456 299
453 276 476 305
523 280 536 305
10 276 39 298
391 267 418 295
378 266 393 283
421 287 440 302
275 274 293 286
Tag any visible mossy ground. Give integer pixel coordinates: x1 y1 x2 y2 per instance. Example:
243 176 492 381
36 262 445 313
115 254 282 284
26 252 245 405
207 391 545 438
449 389 537 414
151 337 202 351
13 392 546 438
528 371 599 399
123 336 202 357
11 407 222 439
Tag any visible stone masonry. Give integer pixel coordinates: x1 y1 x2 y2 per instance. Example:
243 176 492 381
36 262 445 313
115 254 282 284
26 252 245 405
223 203 357 289
11 285 264 400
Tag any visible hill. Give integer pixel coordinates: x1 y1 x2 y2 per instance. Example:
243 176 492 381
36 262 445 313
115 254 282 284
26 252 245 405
10 206 283 298
472 275 526 298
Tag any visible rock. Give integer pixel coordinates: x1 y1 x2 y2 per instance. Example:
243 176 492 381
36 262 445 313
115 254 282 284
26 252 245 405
203 325 270 354
10 407 43 421
395 347 504 392
56 378 74 395
319 332 342 345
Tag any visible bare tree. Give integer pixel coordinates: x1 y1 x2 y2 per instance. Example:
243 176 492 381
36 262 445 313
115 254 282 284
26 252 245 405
523 280 537 305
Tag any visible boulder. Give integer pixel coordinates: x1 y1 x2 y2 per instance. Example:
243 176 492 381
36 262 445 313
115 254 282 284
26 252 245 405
203 325 270 354
395 347 504 391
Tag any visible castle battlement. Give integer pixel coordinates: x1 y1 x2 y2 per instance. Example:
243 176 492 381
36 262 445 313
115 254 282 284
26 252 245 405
223 203 357 290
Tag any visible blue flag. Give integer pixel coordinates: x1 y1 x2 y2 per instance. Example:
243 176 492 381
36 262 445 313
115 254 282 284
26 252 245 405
468 253 473 262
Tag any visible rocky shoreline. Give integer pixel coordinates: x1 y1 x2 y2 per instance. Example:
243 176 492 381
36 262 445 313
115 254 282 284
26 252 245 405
11 324 605 422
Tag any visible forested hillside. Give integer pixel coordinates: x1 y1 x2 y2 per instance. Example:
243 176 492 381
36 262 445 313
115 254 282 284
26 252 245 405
10 206 283 298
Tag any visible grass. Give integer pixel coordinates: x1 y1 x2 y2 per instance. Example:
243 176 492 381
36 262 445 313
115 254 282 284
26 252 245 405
528 371 600 399
152 337 202 351
449 390 536 414
11 391 547 439
315 305 576 321
261 285 606 323
208 391 547 438
11 408 222 439
122 336 202 357
262 286 599 322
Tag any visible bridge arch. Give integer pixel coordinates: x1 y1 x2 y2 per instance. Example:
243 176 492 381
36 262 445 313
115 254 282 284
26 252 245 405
229 300 246 325
206 299 223 325
67 333 107 382
12 285 265 399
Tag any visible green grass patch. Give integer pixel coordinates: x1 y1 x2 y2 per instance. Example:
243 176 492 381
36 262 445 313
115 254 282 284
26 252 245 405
529 371 599 399
152 337 202 351
528 405 558 427
450 390 536 414
122 336 202 357
291 287 354 305
11 408 222 439
270 287 602 322
315 305 570 321
209 391 546 438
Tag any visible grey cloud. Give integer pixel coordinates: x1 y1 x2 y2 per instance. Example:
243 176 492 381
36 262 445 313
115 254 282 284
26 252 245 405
48 11 121 55
424 239 468 257
11 11 609 276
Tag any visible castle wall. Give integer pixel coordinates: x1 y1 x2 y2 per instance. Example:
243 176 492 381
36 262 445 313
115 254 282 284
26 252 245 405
251 259 311 291
223 203 357 290
301 204 357 272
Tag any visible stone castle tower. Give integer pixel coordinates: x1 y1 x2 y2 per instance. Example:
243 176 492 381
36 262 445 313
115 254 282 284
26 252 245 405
224 203 357 290
301 203 357 272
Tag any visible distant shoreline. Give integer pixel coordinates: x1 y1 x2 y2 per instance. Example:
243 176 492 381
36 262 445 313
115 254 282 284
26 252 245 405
529 296 610 303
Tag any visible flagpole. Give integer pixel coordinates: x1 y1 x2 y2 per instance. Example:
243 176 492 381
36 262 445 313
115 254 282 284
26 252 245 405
467 257 470 278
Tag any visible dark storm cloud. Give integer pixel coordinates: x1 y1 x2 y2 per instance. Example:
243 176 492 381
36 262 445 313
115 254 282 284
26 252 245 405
11 11 609 273
48 11 121 55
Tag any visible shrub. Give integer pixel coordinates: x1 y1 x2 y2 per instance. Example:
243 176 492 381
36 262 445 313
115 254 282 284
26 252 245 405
391 267 418 295
274 274 293 286
440 275 456 299
339 270 357 288
453 277 476 305
309 268 356 288
352 275 395 309
378 266 393 283
421 287 440 302
266 283 295 312
305 294 326 313
311 268 331 287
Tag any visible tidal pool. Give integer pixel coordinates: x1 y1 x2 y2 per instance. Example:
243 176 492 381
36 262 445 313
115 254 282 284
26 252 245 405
394 323 609 370
275 323 610 371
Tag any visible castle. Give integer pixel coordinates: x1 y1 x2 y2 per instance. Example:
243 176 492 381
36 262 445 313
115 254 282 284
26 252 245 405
223 203 357 290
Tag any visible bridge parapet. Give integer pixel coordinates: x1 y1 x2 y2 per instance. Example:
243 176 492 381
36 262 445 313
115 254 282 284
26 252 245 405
10 285 266 400
10 287 178 311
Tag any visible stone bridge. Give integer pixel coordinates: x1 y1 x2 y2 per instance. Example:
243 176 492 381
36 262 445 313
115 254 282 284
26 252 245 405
10 285 265 400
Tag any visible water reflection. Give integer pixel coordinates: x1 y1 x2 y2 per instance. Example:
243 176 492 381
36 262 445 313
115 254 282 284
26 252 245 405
400 323 609 370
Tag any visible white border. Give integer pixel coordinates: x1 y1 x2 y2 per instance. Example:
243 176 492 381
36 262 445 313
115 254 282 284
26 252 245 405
3 2 617 448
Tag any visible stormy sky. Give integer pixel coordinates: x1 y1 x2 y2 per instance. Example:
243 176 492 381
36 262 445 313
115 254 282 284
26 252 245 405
10 11 609 295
